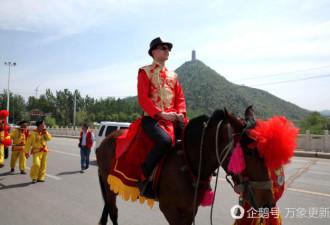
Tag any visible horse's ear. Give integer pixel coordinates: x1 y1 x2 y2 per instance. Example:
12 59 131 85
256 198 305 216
245 105 255 119
224 108 245 132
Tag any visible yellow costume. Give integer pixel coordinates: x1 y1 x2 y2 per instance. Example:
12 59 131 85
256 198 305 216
24 129 52 181
7 128 29 172
0 110 11 167
0 130 5 166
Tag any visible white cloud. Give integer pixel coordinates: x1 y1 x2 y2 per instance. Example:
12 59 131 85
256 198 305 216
0 0 147 36
1 0 330 112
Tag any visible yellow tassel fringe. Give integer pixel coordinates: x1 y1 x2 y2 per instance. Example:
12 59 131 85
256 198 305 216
108 175 154 209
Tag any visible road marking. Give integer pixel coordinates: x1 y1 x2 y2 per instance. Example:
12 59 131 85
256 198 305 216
286 188 330 198
212 177 226 181
285 158 317 188
316 161 330 165
49 147 330 197
210 163 330 198
292 159 309 162
25 166 62 180
308 170 330 176
211 176 330 198
51 149 97 160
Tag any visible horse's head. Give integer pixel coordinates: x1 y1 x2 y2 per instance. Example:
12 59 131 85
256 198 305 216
225 106 275 210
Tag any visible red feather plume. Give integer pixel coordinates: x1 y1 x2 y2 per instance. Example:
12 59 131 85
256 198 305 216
247 116 299 170
2 138 12 147
2 125 10 131
0 110 9 117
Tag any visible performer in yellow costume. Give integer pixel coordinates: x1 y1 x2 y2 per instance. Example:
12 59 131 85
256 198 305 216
0 110 11 168
7 120 29 174
24 119 52 183
0 129 6 167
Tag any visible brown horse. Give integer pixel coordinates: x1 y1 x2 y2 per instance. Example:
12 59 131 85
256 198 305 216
96 106 275 225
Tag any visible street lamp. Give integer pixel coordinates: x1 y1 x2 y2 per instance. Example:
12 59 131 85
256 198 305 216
4 62 16 124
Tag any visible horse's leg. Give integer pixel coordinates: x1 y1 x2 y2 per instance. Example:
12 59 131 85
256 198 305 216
97 134 122 225
157 149 199 225
98 161 119 225
98 170 109 225
160 202 195 225
182 210 195 225
98 168 119 225
160 204 184 225
99 204 109 225
105 186 118 225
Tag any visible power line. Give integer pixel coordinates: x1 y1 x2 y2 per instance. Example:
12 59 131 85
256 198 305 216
234 65 330 82
250 74 330 87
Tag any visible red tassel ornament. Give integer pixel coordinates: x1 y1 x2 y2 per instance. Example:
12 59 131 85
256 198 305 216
228 142 246 174
201 190 214 207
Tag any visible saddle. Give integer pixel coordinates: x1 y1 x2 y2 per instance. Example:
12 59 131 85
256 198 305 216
108 118 184 209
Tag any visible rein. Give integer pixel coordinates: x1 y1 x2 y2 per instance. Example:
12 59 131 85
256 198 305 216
192 121 208 225
211 120 273 225
210 120 234 225
191 119 235 225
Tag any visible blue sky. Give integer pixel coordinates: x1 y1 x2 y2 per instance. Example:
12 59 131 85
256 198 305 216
1 0 330 111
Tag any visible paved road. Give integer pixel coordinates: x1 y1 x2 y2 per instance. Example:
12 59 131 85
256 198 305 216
0 137 330 225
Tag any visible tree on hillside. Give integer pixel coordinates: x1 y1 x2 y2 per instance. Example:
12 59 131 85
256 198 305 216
44 116 57 127
0 90 26 124
299 112 330 134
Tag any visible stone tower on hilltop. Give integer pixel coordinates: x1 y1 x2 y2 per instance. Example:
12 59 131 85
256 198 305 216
192 50 196 61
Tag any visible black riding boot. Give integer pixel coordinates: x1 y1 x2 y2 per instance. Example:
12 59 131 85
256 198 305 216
137 179 155 199
137 116 172 199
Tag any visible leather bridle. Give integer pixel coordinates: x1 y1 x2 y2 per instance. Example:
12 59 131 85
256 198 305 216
214 120 273 210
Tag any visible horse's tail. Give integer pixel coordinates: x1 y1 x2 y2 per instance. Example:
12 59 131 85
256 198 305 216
98 169 109 225
98 169 107 203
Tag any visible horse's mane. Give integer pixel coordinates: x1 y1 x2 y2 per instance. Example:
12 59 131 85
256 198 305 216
208 109 227 129
184 109 227 143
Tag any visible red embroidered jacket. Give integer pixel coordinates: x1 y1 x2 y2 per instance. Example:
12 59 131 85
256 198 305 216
138 61 186 118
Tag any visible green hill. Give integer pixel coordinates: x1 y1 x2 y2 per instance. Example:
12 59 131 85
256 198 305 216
175 60 309 120
320 110 330 117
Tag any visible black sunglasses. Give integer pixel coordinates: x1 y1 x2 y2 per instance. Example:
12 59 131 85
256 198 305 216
157 46 171 51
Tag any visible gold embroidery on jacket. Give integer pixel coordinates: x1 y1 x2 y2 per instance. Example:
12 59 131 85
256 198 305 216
141 61 177 112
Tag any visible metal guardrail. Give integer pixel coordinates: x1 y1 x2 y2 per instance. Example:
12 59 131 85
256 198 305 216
297 130 330 152
11 126 330 153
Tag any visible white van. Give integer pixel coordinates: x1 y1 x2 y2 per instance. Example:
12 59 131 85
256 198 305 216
95 121 131 152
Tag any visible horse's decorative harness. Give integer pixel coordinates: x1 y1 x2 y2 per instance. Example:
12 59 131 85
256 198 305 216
189 119 273 225
213 120 273 223
182 118 274 225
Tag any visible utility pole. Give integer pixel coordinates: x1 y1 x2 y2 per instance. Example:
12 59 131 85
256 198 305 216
4 62 16 124
35 84 41 98
73 94 76 126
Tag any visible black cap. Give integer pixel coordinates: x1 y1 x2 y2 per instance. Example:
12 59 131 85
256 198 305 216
36 119 44 127
18 120 27 125
148 37 173 57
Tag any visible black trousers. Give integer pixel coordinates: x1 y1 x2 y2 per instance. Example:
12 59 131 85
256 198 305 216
141 116 172 178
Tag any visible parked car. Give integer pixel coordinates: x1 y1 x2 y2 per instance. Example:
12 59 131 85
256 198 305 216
95 121 130 153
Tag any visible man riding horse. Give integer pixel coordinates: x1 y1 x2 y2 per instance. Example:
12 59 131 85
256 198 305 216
137 37 186 199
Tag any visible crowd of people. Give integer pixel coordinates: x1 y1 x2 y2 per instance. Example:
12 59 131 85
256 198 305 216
0 110 94 183
0 111 52 183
